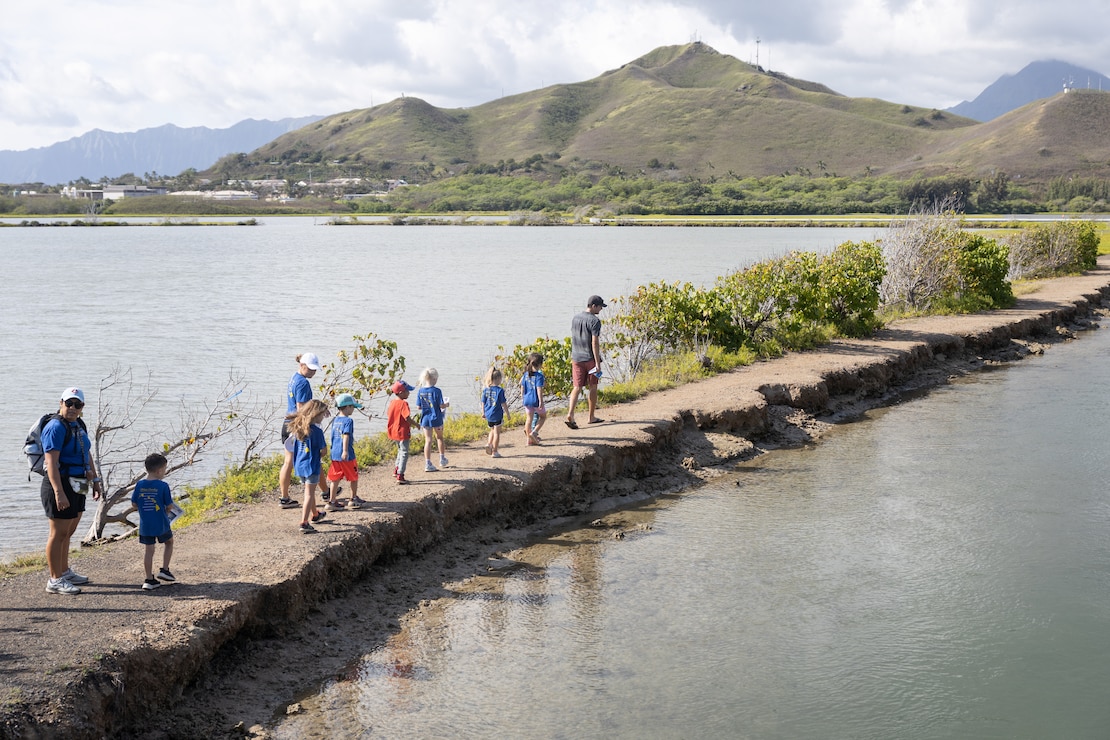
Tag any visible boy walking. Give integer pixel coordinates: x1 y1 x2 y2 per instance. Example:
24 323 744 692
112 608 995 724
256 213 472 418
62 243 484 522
327 393 365 509
131 453 178 591
387 381 419 484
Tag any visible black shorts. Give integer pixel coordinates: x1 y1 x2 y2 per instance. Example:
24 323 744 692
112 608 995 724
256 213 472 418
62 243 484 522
487 420 503 428
41 475 86 520
139 531 173 545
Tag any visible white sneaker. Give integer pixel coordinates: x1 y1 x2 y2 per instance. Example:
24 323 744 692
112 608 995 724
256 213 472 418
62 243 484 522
425 460 437 472
46 578 81 595
61 568 89 585
439 455 449 468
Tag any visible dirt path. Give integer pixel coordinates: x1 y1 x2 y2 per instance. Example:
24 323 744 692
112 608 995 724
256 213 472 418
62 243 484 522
4 262 1110 739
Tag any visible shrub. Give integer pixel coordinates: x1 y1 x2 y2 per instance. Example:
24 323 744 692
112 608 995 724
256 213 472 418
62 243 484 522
1006 220 1100 280
817 240 885 336
880 209 1012 313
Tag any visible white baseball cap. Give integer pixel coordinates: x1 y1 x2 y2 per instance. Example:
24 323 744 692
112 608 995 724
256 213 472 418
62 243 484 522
60 387 85 403
299 352 321 370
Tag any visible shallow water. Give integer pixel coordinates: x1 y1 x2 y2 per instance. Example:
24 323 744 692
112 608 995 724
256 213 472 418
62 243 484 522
272 325 1110 739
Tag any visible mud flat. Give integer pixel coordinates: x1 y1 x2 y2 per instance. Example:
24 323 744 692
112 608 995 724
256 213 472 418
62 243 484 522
3 261 1110 739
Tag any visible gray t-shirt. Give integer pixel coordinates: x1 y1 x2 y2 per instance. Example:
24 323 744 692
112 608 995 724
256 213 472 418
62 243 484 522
571 311 602 363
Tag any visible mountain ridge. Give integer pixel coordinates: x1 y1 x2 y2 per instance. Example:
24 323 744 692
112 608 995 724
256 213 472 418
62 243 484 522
948 60 1110 121
0 117 323 185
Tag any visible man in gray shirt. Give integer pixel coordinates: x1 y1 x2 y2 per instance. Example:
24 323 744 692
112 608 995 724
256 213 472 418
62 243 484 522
565 295 607 429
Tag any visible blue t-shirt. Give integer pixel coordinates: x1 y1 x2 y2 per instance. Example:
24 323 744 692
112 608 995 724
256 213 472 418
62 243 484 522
482 386 507 424
131 478 173 538
521 371 546 408
287 372 312 414
294 425 326 478
330 415 355 461
416 386 445 428
41 417 90 478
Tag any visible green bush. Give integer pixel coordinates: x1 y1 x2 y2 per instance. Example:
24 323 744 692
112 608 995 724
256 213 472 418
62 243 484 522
1006 219 1100 279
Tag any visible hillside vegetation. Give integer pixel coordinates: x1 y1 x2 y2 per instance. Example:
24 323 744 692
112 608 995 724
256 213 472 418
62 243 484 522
237 42 1108 188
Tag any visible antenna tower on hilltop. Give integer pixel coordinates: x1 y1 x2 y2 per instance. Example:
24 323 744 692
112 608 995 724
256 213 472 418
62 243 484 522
756 37 760 68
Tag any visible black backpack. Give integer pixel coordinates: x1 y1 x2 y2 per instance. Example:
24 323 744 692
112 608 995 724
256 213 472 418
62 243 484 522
23 413 88 480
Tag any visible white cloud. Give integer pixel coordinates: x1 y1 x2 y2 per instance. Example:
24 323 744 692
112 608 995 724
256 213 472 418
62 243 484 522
0 0 1107 151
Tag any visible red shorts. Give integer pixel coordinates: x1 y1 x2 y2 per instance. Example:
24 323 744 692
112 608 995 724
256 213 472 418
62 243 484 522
326 459 359 482
572 360 600 388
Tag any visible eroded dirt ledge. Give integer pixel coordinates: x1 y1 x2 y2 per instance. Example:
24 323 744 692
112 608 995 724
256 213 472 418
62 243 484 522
3 262 1110 739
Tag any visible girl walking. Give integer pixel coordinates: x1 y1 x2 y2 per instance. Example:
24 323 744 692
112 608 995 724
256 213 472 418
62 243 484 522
417 367 450 472
520 352 547 445
288 399 330 533
482 367 510 458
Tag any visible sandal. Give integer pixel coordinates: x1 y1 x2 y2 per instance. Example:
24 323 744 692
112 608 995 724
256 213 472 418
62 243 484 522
311 511 327 523
564 419 579 430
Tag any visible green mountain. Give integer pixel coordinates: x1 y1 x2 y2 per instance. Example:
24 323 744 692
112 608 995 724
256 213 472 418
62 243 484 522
247 42 1110 184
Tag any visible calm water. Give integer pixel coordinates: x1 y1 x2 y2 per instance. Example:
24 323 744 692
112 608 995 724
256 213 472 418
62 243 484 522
272 326 1110 739
0 221 874 559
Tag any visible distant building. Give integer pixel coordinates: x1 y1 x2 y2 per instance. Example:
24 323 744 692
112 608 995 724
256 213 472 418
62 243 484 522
62 185 168 200
169 189 259 200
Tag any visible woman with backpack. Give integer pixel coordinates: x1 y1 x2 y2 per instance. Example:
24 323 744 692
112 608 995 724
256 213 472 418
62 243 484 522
41 387 102 595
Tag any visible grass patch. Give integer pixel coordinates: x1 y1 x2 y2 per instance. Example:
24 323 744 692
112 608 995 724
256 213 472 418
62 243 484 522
0 553 48 579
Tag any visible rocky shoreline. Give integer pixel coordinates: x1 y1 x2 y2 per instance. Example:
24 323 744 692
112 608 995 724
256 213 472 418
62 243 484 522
3 260 1110 740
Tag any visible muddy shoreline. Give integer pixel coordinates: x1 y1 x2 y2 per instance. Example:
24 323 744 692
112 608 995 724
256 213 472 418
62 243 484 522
3 263 1110 740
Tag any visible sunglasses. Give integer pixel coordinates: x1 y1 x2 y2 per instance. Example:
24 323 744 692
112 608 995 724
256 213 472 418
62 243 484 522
64 399 85 409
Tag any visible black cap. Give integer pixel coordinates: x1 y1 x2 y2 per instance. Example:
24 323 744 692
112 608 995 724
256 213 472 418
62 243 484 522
587 295 608 308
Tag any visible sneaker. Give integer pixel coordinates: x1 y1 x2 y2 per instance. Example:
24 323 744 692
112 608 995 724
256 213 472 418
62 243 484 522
311 511 327 523
279 497 299 509
347 499 362 510
350 496 368 506
157 568 176 582
425 460 437 472
299 522 316 534
321 491 330 502
491 451 503 458
61 568 89 585
396 474 408 485
439 456 449 468
326 501 346 511
142 578 161 591
46 577 81 595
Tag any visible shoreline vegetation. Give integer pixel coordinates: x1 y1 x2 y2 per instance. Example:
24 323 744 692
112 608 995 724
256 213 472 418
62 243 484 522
1 212 1108 229
2 212 1105 577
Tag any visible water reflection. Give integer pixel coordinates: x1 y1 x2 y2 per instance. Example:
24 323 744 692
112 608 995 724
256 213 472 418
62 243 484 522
273 326 1110 739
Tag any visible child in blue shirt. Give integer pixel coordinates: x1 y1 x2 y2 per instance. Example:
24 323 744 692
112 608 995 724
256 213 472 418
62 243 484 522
520 352 547 446
289 399 330 533
482 367 510 458
417 367 450 472
131 453 178 591
327 393 364 510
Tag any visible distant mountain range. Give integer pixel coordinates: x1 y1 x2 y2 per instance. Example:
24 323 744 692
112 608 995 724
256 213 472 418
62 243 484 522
948 60 1110 121
0 117 322 185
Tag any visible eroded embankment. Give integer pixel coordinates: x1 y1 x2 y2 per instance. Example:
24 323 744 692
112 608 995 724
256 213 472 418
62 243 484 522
3 267 1110 740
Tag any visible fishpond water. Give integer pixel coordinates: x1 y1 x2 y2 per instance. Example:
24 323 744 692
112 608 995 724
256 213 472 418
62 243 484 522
271 322 1110 739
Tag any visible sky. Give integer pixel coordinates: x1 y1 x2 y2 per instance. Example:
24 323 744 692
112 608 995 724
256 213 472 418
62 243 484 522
1 0 1107 152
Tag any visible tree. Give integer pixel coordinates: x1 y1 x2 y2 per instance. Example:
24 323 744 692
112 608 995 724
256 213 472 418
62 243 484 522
316 333 408 419
82 367 277 544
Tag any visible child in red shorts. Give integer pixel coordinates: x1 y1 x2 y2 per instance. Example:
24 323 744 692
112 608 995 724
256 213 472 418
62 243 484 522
327 393 364 509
